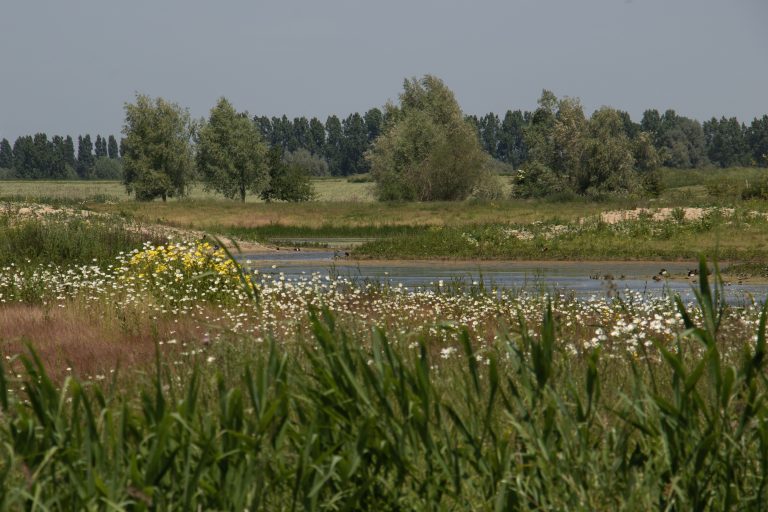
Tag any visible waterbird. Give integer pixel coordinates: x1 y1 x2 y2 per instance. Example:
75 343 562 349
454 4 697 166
652 275 662 282
687 269 698 277
658 269 669 277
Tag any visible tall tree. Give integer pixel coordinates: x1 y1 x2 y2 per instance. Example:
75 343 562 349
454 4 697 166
341 112 369 175
253 116 273 143
307 117 326 155
324 115 343 175
478 113 501 158
63 136 76 167
0 138 13 169
640 109 663 145
368 75 487 201
292 117 310 152
704 117 749 167
77 134 95 178
197 97 269 202
747 115 768 167
122 94 195 201
497 110 528 167
94 135 108 158
107 135 119 159
364 108 383 143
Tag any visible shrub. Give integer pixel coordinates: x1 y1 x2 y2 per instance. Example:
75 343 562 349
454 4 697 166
284 148 329 177
92 157 123 180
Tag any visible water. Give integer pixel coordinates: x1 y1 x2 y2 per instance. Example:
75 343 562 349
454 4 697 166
240 250 768 303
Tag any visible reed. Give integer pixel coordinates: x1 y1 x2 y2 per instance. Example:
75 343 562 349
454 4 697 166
0 258 767 509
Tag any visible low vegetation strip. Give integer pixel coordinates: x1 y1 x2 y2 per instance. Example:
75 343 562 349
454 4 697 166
355 207 768 262
0 254 767 508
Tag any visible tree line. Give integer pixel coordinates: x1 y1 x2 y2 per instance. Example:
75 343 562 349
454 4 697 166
3 105 766 184
0 133 123 180
3 78 767 204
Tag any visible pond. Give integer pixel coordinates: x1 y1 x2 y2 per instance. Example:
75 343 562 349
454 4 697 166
240 250 768 303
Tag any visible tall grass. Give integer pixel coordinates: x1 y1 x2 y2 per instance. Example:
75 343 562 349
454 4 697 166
355 209 768 261
1 258 768 509
0 214 163 267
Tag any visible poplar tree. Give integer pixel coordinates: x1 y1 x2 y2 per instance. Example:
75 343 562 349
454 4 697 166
0 138 13 169
107 135 119 159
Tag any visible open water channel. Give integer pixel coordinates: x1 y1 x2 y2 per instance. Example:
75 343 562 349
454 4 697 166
240 249 768 303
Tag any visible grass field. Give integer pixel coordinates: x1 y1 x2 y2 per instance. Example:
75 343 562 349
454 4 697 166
0 178 375 203
0 217 767 507
2 193 768 506
4 167 768 265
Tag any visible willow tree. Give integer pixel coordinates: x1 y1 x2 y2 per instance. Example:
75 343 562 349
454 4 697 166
196 98 269 202
122 94 195 201
367 75 487 201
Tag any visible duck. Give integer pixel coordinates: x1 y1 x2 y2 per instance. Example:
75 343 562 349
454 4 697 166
652 275 662 282
658 269 669 277
687 269 698 277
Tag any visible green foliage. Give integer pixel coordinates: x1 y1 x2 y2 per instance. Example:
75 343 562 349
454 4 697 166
369 75 487 201
122 94 195 201
747 115 768 167
3 262 768 508
0 139 12 169
76 134 94 178
284 148 329 177
92 156 123 180
0 210 159 268
260 146 315 202
356 210 768 260
107 135 119 159
517 92 659 199
197 97 269 202
11 134 74 180
704 116 750 167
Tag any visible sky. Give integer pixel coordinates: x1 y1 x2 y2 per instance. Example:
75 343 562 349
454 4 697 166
0 0 766 140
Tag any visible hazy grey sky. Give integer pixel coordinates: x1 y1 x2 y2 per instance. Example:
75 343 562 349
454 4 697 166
1 0 766 140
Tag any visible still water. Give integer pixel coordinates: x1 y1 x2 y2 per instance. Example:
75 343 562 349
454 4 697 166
240 250 768 303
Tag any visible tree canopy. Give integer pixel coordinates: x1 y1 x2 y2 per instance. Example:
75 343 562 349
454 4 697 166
122 94 195 201
197 97 269 202
368 75 487 201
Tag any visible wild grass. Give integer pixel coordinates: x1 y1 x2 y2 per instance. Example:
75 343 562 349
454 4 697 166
0 209 163 267
1 258 768 508
355 207 768 262
0 179 375 203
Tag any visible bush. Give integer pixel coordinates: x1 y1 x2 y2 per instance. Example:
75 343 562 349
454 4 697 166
705 176 742 200
512 162 573 199
92 157 123 180
469 169 506 201
741 175 768 200
284 148 329 177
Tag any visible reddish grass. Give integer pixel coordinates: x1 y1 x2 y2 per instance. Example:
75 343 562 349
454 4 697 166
0 304 201 381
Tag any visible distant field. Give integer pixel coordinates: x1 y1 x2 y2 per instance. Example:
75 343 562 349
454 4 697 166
0 178 376 203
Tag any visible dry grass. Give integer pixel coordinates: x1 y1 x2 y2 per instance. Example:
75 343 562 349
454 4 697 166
0 304 201 381
0 179 375 203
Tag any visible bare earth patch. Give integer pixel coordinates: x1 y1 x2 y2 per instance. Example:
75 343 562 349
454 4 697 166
598 207 736 224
